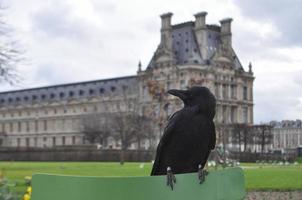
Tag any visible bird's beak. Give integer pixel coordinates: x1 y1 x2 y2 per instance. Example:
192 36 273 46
167 89 189 101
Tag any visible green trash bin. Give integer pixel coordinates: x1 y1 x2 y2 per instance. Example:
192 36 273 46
31 167 245 200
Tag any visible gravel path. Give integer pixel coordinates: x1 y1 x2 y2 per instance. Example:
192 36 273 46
245 191 302 200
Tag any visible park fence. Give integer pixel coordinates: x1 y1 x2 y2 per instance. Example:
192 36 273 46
0 146 154 162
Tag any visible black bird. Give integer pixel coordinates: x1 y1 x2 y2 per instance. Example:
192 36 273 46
150 86 216 190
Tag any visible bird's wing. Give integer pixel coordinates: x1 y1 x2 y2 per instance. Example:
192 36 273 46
150 110 181 175
209 120 216 150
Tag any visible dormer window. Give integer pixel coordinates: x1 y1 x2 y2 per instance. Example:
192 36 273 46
59 92 65 98
79 90 84 96
89 89 94 95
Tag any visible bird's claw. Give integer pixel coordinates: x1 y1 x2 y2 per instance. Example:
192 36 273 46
198 164 209 184
166 167 176 190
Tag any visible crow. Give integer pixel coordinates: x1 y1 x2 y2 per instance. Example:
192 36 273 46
150 86 216 190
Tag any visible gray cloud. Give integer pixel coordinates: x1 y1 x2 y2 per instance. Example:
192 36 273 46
31 3 91 40
233 0 302 47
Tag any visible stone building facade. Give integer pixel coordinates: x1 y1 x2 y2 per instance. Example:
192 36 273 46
0 12 254 148
270 120 302 151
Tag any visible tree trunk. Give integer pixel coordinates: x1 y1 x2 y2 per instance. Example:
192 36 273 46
120 149 125 165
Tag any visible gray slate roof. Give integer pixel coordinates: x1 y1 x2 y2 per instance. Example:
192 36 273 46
0 76 138 107
148 21 243 70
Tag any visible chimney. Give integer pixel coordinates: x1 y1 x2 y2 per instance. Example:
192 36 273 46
194 12 208 60
160 12 173 51
220 18 233 50
194 12 207 29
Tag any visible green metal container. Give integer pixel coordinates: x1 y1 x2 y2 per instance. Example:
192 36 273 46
31 167 245 200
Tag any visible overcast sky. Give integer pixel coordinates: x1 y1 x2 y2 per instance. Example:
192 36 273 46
1 0 302 123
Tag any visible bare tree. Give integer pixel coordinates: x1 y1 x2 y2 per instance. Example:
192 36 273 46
0 5 23 84
253 125 273 154
81 112 111 147
92 87 155 164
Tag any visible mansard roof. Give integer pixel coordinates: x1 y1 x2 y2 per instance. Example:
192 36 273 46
147 18 244 71
0 75 138 107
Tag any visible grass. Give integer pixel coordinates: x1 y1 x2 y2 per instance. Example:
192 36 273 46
0 162 301 193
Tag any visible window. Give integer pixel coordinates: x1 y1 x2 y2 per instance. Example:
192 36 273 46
79 90 84 96
222 106 227 123
52 137 56 146
26 138 30 147
17 138 21 147
89 89 94 95
9 122 13 132
35 120 38 132
41 94 46 99
166 82 171 90
50 93 55 99
222 85 227 99
180 80 186 89
18 122 21 132
231 85 237 99
26 122 30 132
69 91 74 97
32 95 37 100
99 88 105 94
111 86 116 92
43 120 47 131
59 92 65 98
243 107 248 123
243 86 248 100
231 107 236 123
72 136 76 145
1 123 4 133
215 83 219 98
34 137 37 147
62 136 66 146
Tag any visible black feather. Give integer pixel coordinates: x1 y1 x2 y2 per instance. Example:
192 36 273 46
151 86 216 175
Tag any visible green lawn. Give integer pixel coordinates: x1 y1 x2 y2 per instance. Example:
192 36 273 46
0 162 301 194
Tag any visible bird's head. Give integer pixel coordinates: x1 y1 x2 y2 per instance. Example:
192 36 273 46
168 86 216 119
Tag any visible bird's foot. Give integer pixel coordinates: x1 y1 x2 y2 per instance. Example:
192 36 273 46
198 164 209 184
166 167 176 190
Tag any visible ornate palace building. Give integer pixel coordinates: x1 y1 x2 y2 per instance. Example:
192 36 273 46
0 12 254 148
